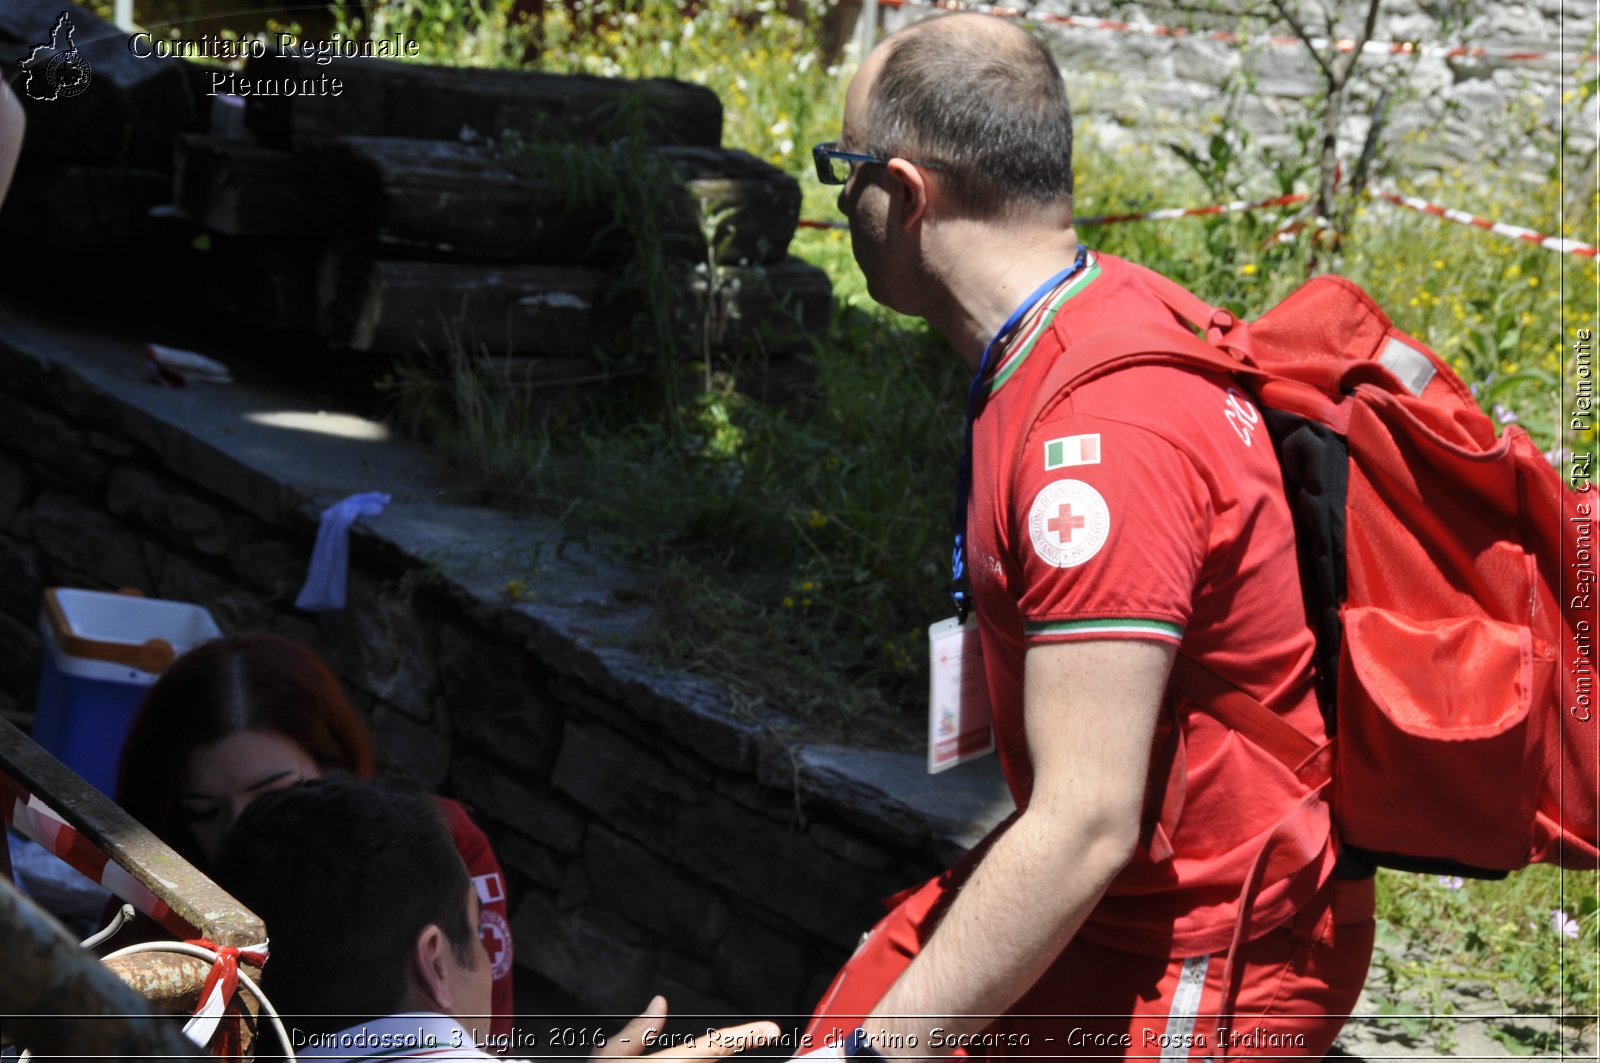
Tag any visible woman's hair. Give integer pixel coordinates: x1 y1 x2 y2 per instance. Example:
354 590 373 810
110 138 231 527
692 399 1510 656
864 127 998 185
116 632 377 864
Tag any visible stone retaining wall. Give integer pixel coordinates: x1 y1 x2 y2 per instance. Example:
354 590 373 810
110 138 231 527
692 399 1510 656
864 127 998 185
871 0 1598 185
0 298 1011 1020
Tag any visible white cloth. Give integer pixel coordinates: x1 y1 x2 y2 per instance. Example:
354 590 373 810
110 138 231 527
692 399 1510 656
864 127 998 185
295 1012 525 1062
294 491 390 611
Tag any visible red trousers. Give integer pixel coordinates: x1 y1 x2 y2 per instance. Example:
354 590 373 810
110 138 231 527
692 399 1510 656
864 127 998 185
805 871 1374 1060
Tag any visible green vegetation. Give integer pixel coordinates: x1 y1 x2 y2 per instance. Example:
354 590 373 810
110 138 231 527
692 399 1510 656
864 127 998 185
1370 867 1597 1052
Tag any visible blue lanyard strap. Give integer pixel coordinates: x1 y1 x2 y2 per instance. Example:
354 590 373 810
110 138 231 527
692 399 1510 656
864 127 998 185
950 244 1089 620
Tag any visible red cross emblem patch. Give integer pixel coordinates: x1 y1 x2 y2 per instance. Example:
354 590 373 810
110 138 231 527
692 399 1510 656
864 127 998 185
479 908 513 981
1028 480 1111 568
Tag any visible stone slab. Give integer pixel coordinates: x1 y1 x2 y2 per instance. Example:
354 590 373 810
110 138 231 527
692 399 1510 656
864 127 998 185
509 890 656 1015
782 745 1013 860
582 825 731 955
453 752 587 855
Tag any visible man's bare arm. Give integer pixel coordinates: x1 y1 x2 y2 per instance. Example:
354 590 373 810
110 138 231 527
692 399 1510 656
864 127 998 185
862 638 1175 1061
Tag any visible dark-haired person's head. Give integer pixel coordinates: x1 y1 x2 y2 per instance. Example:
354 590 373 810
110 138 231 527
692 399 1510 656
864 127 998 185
863 14 1073 219
116 632 377 866
213 776 489 1044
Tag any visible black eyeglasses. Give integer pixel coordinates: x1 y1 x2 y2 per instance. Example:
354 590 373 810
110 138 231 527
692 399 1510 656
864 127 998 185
812 141 945 185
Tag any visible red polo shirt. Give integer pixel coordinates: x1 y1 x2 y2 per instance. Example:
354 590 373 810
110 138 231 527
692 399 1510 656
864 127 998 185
966 252 1334 956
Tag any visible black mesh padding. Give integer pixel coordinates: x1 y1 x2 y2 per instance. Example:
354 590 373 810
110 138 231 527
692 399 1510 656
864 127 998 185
1341 848 1510 881
1263 409 1348 736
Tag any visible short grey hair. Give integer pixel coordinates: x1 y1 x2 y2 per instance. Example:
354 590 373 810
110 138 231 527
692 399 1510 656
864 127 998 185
866 19 1074 217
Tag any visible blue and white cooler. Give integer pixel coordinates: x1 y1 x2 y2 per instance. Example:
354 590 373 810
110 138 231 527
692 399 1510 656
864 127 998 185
32 588 221 796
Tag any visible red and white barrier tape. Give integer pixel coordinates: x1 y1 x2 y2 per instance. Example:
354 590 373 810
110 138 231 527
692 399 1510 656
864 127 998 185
183 939 270 1049
1371 188 1598 257
1 771 195 939
863 0 1598 64
801 188 1595 257
1079 192 1307 227
798 192 1307 231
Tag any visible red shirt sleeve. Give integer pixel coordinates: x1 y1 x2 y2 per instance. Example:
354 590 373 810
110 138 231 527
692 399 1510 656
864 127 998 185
1011 412 1211 644
438 796 514 1046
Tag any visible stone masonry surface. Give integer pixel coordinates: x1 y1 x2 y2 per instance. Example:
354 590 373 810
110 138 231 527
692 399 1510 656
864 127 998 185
0 295 1011 1021
876 0 1598 187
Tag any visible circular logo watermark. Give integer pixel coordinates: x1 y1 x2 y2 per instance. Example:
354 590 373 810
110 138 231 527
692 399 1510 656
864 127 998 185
19 12 94 102
1027 479 1112 568
46 49 92 98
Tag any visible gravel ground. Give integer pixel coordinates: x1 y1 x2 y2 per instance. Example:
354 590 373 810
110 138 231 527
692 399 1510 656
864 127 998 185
1331 938 1596 1062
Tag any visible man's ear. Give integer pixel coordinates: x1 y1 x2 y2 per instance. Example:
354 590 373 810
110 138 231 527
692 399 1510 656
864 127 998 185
884 157 933 231
406 923 454 1014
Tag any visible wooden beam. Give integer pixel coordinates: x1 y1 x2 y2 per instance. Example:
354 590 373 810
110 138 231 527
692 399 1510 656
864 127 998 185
0 716 264 949
0 165 173 250
317 251 832 358
321 138 800 266
204 235 322 333
172 133 330 238
0 0 200 172
242 55 722 149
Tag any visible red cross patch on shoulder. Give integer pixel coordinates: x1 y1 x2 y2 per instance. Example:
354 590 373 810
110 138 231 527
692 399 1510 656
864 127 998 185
1028 480 1111 568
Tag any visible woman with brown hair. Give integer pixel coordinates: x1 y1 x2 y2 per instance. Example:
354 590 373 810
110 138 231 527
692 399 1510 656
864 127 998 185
115 632 515 1044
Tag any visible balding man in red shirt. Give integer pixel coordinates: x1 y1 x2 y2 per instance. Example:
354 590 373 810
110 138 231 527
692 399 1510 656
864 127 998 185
803 13 1373 1061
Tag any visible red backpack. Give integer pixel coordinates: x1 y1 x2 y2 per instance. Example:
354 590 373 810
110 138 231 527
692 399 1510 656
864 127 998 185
1026 257 1598 877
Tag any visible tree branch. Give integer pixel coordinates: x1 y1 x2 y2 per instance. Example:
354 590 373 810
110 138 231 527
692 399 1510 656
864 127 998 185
1268 0 1337 83
1315 0 1338 42
1335 0 1386 86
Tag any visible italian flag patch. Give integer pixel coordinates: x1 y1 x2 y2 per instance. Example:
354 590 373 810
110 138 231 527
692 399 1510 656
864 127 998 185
1044 434 1100 470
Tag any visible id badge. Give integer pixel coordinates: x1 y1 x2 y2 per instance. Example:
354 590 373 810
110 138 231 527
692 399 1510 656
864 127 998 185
927 615 996 773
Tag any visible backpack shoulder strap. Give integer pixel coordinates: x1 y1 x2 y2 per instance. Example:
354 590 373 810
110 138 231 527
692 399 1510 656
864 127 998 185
1169 656 1332 789
1014 322 1258 465
1013 258 1262 441
1116 260 1228 332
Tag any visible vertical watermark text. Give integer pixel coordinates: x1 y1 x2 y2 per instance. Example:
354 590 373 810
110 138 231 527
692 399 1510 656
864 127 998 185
1569 327 1595 723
